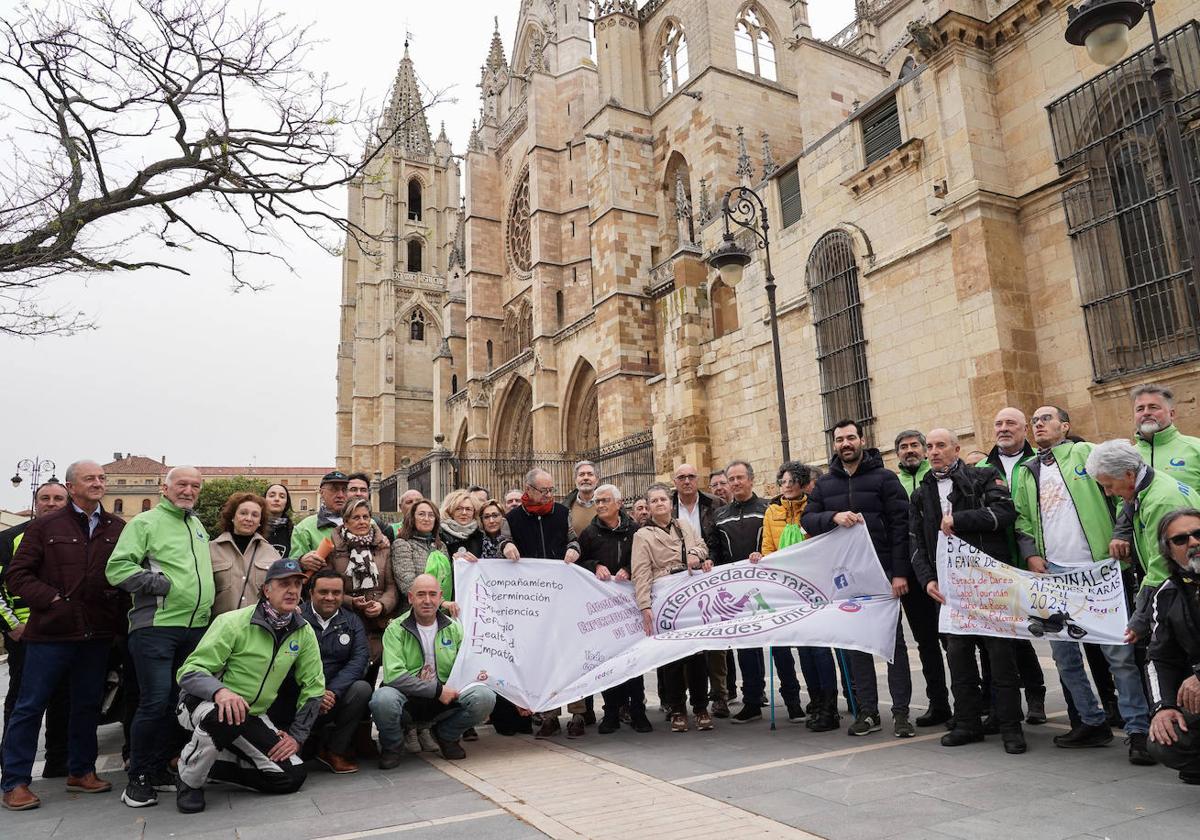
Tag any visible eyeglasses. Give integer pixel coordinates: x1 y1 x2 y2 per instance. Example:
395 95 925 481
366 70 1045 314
1030 414 1056 425
1167 528 1200 547
529 485 555 496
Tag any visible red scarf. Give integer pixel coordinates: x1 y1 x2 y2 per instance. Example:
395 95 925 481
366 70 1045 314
521 491 555 516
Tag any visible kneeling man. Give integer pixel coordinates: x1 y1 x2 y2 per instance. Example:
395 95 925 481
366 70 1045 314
370 574 495 767
174 558 324 812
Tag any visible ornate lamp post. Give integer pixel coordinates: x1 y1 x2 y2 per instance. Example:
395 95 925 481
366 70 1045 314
10 457 57 512
706 186 790 462
1064 0 1200 291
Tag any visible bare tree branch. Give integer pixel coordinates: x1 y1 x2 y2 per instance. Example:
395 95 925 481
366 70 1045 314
0 0 449 335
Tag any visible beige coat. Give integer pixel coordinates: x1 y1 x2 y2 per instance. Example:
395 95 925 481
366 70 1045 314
631 519 707 610
210 531 280 617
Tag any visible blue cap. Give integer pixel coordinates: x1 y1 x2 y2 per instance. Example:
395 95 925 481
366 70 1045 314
264 558 306 583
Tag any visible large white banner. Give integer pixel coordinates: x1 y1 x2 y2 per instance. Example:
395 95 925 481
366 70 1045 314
935 533 1128 645
447 524 900 712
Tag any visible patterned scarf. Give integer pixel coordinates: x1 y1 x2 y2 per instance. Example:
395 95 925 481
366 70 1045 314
317 505 344 529
931 459 962 481
340 525 380 593
481 532 505 559
441 518 479 542
260 601 293 631
1036 447 1057 466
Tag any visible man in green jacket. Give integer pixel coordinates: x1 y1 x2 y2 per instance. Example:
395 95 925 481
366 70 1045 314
369 574 495 767
1085 439 1194 641
1013 406 1153 764
289 470 350 574
895 429 931 498
1133 384 1200 492
173 558 324 814
106 466 214 808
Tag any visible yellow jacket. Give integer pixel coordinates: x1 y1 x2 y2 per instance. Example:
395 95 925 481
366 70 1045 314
761 496 807 555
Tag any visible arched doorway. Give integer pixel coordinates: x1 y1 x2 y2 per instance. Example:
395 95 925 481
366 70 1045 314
563 359 599 455
494 376 533 455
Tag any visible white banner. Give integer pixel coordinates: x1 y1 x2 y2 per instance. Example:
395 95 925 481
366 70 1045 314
935 533 1128 645
447 524 901 712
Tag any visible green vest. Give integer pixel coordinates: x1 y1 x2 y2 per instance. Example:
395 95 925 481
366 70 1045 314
897 461 931 498
1132 469 1195 588
1136 425 1200 493
1013 441 1118 564
381 611 463 685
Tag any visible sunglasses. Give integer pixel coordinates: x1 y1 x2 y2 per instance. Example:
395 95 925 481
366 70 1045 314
1167 528 1200 547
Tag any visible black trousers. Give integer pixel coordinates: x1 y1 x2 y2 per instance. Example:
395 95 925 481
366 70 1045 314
2 633 68 768
1148 712 1200 777
947 635 1022 732
660 652 708 715
177 695 306 795
600 676 646 717
902 590 950 710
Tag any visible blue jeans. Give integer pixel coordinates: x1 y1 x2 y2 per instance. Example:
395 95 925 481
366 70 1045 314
1046 563 1149 734
370 684 496 750
1 639 109 791
127 626 204 777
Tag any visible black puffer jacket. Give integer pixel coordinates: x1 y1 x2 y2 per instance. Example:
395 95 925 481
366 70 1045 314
802 448 911 578
908 463 1017 589
578 513 639 575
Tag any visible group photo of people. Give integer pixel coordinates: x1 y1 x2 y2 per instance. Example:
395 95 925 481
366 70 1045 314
2 383 1199 817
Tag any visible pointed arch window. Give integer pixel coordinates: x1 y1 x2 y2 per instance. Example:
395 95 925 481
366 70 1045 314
807 230 874 447
486 339 494 370
735 6 777 81
451 374 459 393
407 238 424 273
409 309 426 342
407 179 423 221
659 22 690 98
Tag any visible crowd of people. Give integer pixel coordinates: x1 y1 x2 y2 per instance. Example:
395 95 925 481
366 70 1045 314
2 382 1199 816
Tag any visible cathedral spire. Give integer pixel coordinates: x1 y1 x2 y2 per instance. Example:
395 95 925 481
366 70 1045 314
484 16 508 78
380 40 433 157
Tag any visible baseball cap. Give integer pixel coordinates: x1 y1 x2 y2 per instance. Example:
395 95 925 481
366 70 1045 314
321 470 350 486
264 558 306 583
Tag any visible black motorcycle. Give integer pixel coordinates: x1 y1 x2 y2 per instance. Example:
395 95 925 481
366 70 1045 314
1027 611 1087 640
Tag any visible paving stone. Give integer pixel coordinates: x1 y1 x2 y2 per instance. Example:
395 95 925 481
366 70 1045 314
932 794 1141 840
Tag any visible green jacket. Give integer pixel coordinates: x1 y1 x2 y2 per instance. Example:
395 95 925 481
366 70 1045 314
288 514 334 559
1137 425 1200 493
177 603 325 742
1132 468 1196 589
380 609 462 699
106 499 215 631
0 529 29 630
1013 441 1118 564
897 461 931 498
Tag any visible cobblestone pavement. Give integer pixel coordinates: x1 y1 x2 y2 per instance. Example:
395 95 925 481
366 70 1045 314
3 644 1198 839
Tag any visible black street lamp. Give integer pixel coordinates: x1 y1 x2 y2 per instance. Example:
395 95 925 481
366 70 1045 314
11 457 57 512
1065 0 1200 292
706 186 791 462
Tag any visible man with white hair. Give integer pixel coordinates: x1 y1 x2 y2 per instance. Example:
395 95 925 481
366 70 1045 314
1086 439 1193 644
565 460 600 537
107 466 215 808
578 483 651 734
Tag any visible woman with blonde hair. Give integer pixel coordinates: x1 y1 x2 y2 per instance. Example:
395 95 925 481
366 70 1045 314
439 489 485 561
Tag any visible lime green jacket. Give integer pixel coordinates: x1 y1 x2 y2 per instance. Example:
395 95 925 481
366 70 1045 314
380 610 462 698
1137 425 1200 493
106 499 214 630
177 603 325 742
897 461 931 499
1013 441 1118 564
288 514 334 559
1132 468 1196 589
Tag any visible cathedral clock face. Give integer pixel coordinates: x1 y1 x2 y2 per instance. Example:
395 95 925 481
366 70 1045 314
506 168 532 276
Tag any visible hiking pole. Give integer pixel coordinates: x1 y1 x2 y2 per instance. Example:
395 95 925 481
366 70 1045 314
836 648 857 719
768 648 777 730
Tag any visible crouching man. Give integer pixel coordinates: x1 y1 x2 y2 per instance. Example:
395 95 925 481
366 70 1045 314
370 574 495 767
173 558 325 813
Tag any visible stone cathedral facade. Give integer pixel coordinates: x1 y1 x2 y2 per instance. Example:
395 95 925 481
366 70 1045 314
337 0 1200 498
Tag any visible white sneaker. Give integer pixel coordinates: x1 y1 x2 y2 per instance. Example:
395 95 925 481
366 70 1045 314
417 728 439 753
403 729 421 754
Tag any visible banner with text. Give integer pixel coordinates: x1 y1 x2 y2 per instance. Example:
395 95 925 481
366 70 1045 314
935 533 1128 645
447 524 900 712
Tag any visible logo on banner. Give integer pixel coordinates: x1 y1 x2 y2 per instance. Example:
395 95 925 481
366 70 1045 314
654 565 828 638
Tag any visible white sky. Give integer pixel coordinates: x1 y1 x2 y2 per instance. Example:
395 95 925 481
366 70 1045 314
0 0 854 512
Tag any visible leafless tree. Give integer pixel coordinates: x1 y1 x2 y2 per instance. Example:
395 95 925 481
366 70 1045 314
0 0 444 336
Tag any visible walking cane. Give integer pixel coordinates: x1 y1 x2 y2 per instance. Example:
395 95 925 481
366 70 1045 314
768 649 777 730
836 648 857 719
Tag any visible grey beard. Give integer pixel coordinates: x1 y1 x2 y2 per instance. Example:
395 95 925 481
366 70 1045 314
1188 547 1200 574
1138 420 1164 438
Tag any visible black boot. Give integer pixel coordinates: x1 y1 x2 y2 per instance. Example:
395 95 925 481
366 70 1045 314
805 695 841 733
1002 727 1027 755
1025 688 1047 725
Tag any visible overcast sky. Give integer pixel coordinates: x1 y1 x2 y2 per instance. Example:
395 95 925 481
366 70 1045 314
0 0 854 512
